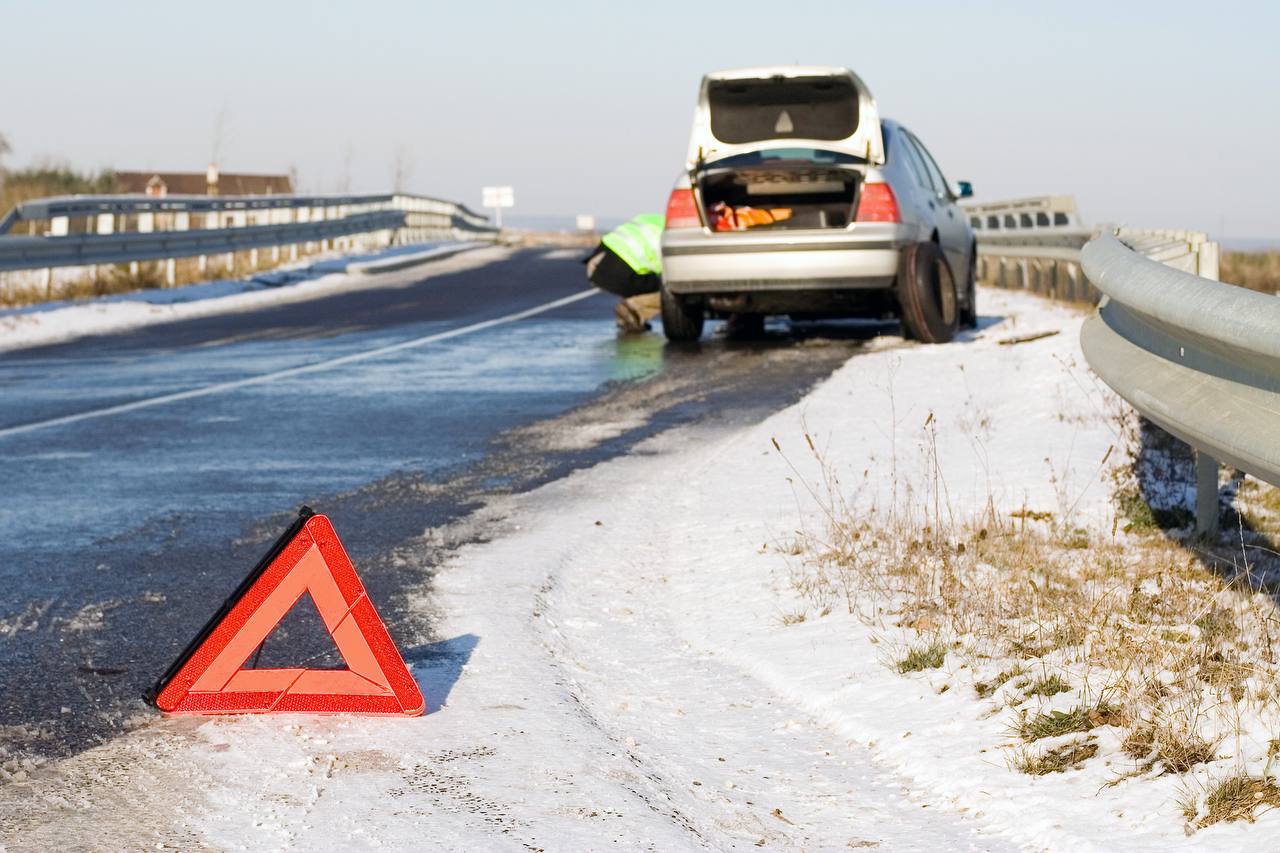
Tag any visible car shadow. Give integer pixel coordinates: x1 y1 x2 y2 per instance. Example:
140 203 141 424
401 633 480 713
658 313 1007 353
957 312 1007 340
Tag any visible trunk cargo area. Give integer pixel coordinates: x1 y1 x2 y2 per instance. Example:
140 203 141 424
697 162 861 231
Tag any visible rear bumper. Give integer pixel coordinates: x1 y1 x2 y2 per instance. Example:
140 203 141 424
660 224 910 295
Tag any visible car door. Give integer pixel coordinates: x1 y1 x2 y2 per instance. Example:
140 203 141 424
904 131 969 277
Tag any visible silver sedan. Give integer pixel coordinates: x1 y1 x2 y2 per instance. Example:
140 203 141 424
659 66 976 343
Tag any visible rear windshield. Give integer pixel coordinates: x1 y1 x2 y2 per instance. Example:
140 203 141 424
708 77 859 144
710 148 863 167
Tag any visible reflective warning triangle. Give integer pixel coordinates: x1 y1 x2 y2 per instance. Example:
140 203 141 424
150 509 424 716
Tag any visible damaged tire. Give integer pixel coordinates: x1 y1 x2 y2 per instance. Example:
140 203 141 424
897 241 958 344
660 285 704 342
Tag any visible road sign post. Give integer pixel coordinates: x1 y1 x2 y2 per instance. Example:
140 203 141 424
482 186 514 229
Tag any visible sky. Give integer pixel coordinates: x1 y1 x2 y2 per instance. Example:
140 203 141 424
3 0 1279 239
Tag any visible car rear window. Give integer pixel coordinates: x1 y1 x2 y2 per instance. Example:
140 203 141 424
708 77 859 144
710 148 863 167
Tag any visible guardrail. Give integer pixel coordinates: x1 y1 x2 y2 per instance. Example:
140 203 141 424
975 226 1096 303
973 195 1269 536
963 195 1083 233
1080 233 1277 536
0 192 498 296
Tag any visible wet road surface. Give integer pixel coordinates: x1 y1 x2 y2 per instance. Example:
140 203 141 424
0 246 893 766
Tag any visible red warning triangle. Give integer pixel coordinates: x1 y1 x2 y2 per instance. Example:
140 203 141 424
151 509 424 716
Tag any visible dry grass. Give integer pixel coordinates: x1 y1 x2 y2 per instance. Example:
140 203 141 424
0 250 322 308
974 665 1025 699
777 416 1280 833
1220 251 1280 295
1123 718 1219 774
895 640 948 673
1192 774 1280 828
1016 702 1120 742
1012 738 1099 775
1023 673 1071 699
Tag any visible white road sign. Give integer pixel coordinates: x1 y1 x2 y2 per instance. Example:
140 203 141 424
482 186 514 208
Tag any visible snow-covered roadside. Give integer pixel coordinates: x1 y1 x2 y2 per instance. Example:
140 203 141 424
0 243 488 353
13 285 1269 850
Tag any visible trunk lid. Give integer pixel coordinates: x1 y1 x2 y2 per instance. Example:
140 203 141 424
685 66 885 170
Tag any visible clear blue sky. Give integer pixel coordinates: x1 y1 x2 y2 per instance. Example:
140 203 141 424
3 0 1278 238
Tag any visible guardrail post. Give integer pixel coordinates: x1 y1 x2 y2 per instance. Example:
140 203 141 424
1195 450 1220 537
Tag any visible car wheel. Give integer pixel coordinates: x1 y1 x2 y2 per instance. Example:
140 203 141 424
660 285 704 342
897 241 959 344
959 245 978 330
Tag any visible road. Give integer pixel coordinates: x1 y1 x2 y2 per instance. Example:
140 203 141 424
0 246 885 768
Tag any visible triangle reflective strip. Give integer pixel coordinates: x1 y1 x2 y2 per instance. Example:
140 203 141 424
775 110 794 133
151 513 425 716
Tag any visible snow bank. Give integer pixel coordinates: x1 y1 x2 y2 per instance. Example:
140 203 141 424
0 243 487 353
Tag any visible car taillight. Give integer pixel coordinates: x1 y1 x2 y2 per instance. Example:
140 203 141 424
664 188 701 229
856 182 900 223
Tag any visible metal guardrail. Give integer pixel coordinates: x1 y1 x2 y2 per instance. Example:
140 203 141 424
963 195 1082 232
1080 233 1279 534
972 195 1266 535
0 211 406 272
0 192 498 281
975 226 1097 303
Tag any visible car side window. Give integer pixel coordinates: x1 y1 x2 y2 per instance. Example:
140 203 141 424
896 132 935 193
908 132 952 200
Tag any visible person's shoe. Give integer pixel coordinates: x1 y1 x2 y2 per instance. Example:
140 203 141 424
614 300 649 333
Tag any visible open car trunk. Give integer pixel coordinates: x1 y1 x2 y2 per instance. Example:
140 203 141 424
685 67 885 170
696 154 863 232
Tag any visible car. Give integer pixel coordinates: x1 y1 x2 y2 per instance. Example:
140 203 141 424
658 65 977 343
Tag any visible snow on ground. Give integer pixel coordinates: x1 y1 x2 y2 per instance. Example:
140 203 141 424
0 242 484 353
11 285 1267 851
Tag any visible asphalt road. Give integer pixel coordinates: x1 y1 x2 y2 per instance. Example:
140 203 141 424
0 246 889 766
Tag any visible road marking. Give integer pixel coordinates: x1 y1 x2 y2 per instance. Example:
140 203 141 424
0 289 600 440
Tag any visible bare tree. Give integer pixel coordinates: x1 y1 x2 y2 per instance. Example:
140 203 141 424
0 132 11 172
390 144 413 193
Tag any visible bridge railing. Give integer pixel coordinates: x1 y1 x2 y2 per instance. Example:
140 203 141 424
0 191 498 297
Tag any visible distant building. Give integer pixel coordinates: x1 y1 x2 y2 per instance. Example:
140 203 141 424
114 164 293 198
